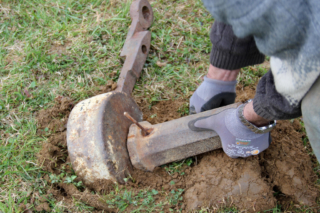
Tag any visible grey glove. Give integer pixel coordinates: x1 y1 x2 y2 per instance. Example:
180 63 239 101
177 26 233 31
189 76 236 114
188 104 272 158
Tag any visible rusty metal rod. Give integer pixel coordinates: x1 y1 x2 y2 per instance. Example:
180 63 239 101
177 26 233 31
124 112 149 136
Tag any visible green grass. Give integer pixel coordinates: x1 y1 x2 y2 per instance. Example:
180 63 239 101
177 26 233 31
103 186 184 212
162 158 194 176
0 0 313 212
238 62 269 86
0 0 212 211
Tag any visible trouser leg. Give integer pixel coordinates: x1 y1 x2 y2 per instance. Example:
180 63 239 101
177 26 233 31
301 76 320 163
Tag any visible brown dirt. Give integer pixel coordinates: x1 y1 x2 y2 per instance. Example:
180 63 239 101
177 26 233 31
135 98 186 124
184 119 319 211
49 41 72 55
35 202 51 212
35 84 319 212
184 151 276 211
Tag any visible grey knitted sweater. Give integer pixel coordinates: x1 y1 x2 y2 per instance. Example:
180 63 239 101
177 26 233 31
202 0 320 106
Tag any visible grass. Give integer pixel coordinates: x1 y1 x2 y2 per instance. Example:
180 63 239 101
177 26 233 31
162 158 194 176
103 186 184 212
0 0 317 212
0 0 211 211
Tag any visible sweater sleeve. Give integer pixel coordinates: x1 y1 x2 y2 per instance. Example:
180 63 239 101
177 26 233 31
209 21 265 70
202 0 309 57
253 70 302 120
203 0 320 106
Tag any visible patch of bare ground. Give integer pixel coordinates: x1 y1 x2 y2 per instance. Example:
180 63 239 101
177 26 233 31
4 40 25 66
49 41 72 55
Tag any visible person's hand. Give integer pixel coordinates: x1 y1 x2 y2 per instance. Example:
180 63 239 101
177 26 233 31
189 76 236 114
188 103 272 158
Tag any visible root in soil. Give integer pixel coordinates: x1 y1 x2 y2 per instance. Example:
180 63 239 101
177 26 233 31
35 84 319 212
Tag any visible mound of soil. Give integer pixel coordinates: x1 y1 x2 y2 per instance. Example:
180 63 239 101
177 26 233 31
35 84 319 212
184 151 276 211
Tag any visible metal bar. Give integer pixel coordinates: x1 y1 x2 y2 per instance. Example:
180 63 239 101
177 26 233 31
116 0 153 95
124 112 150 136
127 103 241 171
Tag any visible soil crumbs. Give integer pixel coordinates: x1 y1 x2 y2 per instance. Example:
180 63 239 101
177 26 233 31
35 84 319 212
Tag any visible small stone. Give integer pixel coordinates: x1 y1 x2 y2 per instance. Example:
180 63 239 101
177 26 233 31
111 83 117 90
156 61 167 67
107 80 114 87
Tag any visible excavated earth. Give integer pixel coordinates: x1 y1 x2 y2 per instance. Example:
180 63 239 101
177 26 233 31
35 82 320 212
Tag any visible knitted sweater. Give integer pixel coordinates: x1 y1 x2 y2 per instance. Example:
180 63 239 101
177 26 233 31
202 0 320 106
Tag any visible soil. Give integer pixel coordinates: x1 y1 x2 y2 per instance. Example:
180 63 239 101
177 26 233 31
135 98 186 124
35 83 319 212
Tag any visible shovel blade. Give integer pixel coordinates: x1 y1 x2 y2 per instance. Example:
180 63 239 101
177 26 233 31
67 91 142 184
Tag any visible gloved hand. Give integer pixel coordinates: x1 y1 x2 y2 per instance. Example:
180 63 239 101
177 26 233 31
188 103 273 158
189 76 236 114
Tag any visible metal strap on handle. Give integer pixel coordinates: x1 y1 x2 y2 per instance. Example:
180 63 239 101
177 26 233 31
116 0 154 95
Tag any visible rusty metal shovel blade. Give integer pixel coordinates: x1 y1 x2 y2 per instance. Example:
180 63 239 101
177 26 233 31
67 92 142 184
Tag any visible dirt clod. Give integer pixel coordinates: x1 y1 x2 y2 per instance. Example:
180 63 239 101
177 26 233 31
37 96 74 132
185 151 276 212
35 202 51 212
262 120 318 206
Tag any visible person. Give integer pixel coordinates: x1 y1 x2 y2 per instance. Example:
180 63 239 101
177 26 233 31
189 0 320 161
